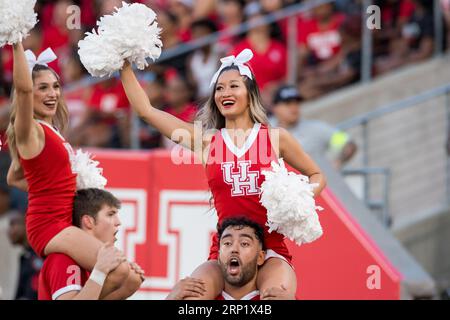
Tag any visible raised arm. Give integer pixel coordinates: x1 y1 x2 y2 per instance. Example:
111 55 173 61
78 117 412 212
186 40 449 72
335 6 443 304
119 62 197 151
12 43 37 145
278 128 326 197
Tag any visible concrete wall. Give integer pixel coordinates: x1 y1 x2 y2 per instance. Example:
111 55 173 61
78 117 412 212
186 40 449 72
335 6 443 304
300 54 450 224
394 207 450 295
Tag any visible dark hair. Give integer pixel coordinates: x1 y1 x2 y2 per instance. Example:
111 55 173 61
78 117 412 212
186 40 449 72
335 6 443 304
191 19 218 34
73 188 121 228
221 0 246 9
196 64 268 132
218 217 265 250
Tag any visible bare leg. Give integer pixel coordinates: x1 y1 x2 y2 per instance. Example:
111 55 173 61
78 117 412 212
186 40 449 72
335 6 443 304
44 226 138 298
185 260 223 300
257 258 297 300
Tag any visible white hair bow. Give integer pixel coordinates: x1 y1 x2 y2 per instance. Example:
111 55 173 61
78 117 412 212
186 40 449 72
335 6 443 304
24 48 57 72
209 48 254 87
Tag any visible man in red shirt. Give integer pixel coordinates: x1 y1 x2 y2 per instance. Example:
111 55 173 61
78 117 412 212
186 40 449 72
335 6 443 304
38 189 144 300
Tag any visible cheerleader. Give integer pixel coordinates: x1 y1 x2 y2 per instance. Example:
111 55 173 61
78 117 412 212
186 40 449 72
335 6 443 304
5 41 142 298
120 48 326 299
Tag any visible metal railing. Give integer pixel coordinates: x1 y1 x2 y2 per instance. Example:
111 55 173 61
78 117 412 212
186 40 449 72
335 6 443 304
341 167 391 226
336 83 450 225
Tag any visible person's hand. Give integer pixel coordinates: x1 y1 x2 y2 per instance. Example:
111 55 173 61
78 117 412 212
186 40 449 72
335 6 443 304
261 285 295 300
129 261 145 282
121 60 132 72
165 277 206 300
94 242 126 274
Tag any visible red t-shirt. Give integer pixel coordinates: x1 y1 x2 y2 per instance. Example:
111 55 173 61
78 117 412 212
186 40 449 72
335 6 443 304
216 290 260 300
165 103 198 123
38 253 90 300
231 39 287 90
89 80 130 113
297 13 345 61
1 46 13 82
381 0 416 26
65 86 90 130
88 80 130 126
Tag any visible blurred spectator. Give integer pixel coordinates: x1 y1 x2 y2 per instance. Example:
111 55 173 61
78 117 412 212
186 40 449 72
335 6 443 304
373 0 416 58
72 78 130 148
297 2 345 78
216 0 246 52
8 212 42 300
62 50 92 145
443 0 450 51
162 76 197 148
187 19 221 101
155 10 190 79
259 0 286 42
0 180 21 300
231 4 287 106
375 0 434 75
191 0 216 19
139 73 165 149
79 0 98 27
169 0 194 42
299 15 362 100
0 67 9 143
270 84 357 169
164 76 197 122
335 0 362 15
96 0 126 15
41 0 80 76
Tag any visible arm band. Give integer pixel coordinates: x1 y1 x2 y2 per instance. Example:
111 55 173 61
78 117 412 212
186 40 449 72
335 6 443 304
89 268 107 287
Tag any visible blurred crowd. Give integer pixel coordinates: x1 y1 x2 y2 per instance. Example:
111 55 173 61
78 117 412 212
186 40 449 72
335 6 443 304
0 0 448 151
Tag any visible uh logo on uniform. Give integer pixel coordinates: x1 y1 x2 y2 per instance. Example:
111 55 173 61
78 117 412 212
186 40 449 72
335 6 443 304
221 160 260 196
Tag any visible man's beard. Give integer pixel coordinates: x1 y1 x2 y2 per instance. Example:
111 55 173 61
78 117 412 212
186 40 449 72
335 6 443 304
220 256 259 287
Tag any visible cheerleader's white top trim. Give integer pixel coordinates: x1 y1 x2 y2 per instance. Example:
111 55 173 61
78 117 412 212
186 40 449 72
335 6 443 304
36 119 66 141
221 122 261 158
221 290 260 300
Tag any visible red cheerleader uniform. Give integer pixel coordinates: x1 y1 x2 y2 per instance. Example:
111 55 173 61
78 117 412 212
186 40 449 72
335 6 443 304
205 123 292 263
19 120 77 257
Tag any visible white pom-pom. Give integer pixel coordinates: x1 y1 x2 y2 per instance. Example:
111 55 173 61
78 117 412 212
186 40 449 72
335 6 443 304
71 149 107 190
0 0 38 47
260 158 323 246
78 1 162 77
78 30 124 78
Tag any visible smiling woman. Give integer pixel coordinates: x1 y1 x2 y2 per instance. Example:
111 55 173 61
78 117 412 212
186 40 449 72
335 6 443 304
5 42 142 300
119 47 327 300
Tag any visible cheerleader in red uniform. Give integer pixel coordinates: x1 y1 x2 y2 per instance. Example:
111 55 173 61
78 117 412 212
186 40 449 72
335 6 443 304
120 48 326 299
6 42 141 297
